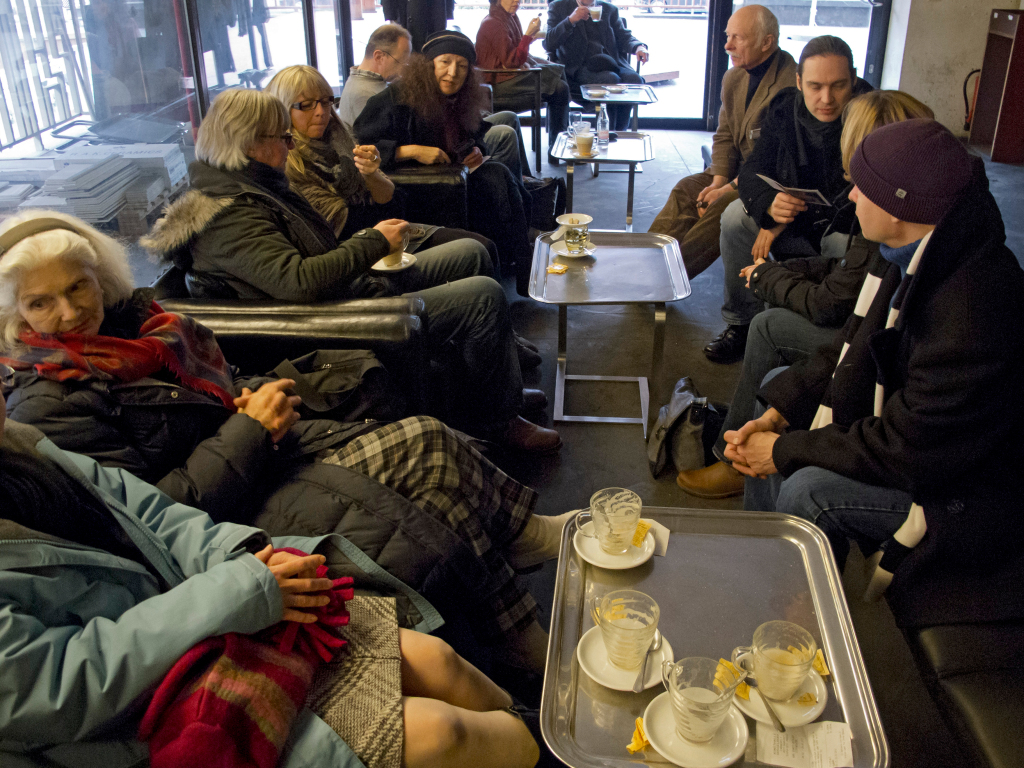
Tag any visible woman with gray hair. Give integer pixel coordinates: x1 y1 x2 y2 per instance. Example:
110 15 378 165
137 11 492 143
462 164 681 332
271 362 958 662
0 208 574 674
142 88 559 453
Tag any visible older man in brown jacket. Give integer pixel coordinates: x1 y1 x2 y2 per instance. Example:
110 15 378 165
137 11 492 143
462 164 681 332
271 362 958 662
649 5 795 279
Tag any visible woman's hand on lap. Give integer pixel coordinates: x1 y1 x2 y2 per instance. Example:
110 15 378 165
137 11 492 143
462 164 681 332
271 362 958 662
461 147 484 170
406 145 450 165
255 545 334 623
234 379 302 442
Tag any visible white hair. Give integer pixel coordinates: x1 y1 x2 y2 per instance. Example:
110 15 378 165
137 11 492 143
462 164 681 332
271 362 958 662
0 210 135 349
195 89 290 171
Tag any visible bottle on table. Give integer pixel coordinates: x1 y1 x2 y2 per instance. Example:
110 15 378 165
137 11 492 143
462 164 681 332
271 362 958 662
596 104 610 147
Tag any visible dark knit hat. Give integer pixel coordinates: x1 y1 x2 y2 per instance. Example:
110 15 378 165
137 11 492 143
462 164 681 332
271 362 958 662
849 118 973 225
421 30 476 66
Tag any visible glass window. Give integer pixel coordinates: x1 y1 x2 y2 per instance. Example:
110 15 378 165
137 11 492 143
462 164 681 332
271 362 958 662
0 0 199 277
315 0 349 87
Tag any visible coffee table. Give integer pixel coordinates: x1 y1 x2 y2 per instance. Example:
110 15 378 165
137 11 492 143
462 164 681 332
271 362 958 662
540 506 890 768
580 83 659 132
529 231 689 437
551 131 655 231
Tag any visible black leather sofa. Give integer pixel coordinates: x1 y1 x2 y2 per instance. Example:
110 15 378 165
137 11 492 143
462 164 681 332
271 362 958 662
903 620 1024 768
387 164 470 229
152 266 432 414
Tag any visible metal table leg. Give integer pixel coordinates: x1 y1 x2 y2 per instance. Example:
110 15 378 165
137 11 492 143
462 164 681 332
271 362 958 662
632 104 639 132
626 163 636 232
649 302 667 434
565 162 574 212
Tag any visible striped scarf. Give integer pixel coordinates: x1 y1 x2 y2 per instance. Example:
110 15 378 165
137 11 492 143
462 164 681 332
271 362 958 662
138 549 355 768
807 232 934 600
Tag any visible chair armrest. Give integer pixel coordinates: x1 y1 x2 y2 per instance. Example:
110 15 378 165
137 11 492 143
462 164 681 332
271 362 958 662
387 164 469 229
158 297 430 412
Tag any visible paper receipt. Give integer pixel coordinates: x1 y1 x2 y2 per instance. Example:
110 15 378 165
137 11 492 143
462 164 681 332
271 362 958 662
757 721 853 768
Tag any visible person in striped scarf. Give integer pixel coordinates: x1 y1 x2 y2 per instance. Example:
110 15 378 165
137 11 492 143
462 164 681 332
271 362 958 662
724 118 1024 628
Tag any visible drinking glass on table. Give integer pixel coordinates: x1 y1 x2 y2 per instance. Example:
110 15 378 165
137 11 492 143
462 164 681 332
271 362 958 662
568 110 583 145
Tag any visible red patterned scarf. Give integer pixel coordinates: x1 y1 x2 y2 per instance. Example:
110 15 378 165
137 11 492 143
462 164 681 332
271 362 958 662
0 301 236 409
138 549 356 768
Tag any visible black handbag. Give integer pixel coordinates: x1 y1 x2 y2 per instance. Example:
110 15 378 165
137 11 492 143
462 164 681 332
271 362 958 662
646 377 724 476
271 349 406 424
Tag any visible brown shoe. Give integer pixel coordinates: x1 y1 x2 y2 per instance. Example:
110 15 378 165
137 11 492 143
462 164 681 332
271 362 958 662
503 416 562 454
676 461 744 499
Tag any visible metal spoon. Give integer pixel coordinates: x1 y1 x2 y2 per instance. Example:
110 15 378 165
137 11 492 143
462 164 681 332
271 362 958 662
745 676 786 732
632 630 662 692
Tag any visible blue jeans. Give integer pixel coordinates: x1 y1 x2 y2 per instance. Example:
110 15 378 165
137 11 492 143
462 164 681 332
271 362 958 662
718 199 846 326
713 308 839 463
743 368 913 569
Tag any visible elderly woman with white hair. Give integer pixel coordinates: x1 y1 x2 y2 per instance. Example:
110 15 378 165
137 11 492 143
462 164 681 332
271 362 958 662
142 87 558 453
0 209 576 676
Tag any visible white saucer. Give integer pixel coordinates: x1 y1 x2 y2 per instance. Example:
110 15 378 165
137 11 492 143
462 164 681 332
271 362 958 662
573 521 654 568
572 148 600 159
644 693 748 768
587 88 609 97
552 240 596 258
371 253 417 272
605 85 627 93
733 670 828 727
576 625 674 691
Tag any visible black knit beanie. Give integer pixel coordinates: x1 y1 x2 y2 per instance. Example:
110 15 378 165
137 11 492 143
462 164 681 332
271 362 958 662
849 118 973 225
421 30 476 66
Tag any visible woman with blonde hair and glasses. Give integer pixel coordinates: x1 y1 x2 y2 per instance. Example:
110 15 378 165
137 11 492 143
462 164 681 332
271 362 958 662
142 88 560 453
677 90 934 500
264 65 541 370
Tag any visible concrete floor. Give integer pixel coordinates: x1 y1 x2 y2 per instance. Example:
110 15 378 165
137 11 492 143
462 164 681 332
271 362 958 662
129 127 1024 767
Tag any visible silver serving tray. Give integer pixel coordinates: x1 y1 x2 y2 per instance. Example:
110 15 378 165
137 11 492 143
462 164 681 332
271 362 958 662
529 230 689 305
551 132 655 163
540 507 889 768
581 84 659 105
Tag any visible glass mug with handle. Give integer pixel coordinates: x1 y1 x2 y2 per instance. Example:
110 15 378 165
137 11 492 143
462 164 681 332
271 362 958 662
661 657 746 743
575 487 642 554
383 229 411 267
731 620 817 701
590 589 659 670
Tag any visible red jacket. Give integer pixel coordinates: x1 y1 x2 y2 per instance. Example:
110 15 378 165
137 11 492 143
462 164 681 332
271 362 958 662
476 4 533 83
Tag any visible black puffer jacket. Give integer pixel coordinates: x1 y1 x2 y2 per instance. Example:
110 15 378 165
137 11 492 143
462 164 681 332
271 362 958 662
748 233 879 328
141 160 390 301
1 305 492 626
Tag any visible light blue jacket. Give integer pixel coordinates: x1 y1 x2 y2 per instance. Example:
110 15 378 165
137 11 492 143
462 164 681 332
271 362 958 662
0 422 441 767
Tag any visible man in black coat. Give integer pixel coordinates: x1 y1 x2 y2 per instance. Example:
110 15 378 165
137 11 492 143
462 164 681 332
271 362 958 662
544 0 648 130
725 119 1024 629
705 35 872 364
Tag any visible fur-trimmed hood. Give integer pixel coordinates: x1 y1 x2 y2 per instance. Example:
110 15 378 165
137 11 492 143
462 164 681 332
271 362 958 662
140 161 257 268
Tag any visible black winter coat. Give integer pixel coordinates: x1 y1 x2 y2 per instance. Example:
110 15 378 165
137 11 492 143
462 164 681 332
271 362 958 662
141 160 390 301
738 83 873 246
761 158 1024 627
544 0 642 80
748 233 879 328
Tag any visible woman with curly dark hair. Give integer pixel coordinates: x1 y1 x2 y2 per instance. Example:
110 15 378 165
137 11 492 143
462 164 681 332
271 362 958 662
355 31 535 295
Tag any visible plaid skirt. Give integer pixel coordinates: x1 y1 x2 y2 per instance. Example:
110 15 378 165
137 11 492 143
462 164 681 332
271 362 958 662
320 416 538 642
307 596 403 768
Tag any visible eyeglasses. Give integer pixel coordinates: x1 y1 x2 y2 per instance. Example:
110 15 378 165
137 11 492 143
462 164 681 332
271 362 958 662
290 96 340 112
261 132 295 148
381 49 403 67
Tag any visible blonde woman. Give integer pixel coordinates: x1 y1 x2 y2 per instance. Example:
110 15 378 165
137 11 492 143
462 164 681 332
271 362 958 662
677 90 934 500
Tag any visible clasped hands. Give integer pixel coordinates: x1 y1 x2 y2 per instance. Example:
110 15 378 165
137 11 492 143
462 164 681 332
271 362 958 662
254 545 334 623
403 144 483 169
234 378 302 443
722 407 788 479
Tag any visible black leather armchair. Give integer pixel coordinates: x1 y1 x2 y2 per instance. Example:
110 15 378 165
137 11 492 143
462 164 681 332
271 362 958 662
904 621 1024 768
152 266 431 413
387 164 470 229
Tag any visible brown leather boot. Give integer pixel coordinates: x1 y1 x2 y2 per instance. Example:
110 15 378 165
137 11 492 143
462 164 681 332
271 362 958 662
676 461 744 499
502 416 562 454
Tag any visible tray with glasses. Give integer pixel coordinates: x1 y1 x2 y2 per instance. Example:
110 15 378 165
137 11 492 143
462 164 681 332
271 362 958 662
539 505 889 768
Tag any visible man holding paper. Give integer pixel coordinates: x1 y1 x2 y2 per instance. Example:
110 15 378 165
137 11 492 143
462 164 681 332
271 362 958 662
704 35 871 364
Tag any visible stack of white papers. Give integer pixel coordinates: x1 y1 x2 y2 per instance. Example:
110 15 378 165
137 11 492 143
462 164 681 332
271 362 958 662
0 184 35 210
23 155 140 222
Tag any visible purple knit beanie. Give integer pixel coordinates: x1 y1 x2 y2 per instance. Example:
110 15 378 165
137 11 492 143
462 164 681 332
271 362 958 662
849 118 973 225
